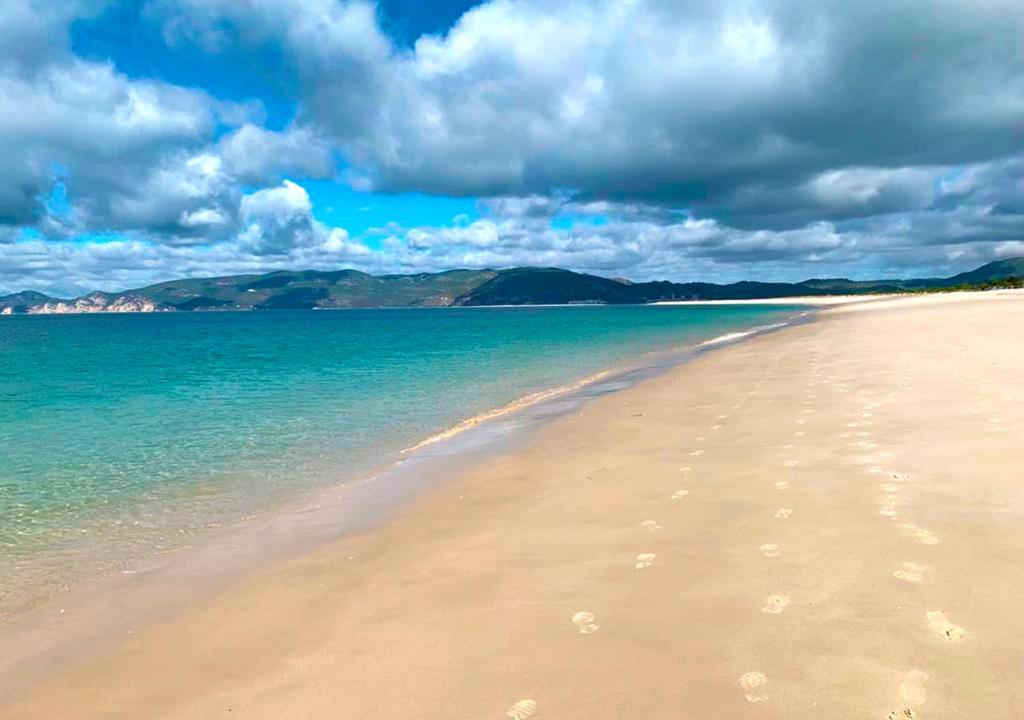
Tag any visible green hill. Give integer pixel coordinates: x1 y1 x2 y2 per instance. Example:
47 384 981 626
939 258 1024 286
120 268 497 311
3 259 1022 314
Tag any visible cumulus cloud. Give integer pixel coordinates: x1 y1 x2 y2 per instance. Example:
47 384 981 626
238 179 372 257
0 1 342 243
0 0 221 232
218 124 336 186
0 59 216 224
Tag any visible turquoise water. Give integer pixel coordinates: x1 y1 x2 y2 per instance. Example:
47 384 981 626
0 305 797 612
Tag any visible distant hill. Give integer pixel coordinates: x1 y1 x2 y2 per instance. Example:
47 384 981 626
941 258 1024 285
133 268 496 311
0 291 58 314
3 259 1023 314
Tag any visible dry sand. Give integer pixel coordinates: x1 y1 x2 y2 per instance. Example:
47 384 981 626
3 290 1024 719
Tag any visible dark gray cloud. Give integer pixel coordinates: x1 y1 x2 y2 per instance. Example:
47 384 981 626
297 0 1024 226
142 0 1024 228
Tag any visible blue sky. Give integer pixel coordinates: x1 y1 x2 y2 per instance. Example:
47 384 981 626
2 0 1024 296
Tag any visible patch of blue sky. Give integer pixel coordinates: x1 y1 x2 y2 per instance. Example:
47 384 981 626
13 227 124 246
304 180 480 236
550 213 610 230
69 2 295 130
42 165 72 220
74 232 129 245
377 0 484 46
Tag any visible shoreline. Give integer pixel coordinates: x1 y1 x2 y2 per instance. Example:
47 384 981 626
0 291 905 317
0 305 813 702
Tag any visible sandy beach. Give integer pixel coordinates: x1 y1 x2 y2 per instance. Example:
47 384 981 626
3 290 1024 719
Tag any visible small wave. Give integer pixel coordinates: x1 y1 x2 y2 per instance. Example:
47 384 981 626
402 370 612 453
405 317 796 454
697 321 789 347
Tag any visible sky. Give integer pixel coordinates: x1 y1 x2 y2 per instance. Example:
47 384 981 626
2 0 1024 296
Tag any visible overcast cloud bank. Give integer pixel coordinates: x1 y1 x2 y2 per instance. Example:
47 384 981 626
2 0 1024 295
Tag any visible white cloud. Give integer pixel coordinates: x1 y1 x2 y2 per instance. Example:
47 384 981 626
0 0 219 228
236 180 374 258
180 207 228 228
218 124 335 185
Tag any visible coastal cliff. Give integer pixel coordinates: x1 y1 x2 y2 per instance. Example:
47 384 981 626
26 293 165 315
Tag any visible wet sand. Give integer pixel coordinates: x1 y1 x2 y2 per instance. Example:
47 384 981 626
3 290 1023 719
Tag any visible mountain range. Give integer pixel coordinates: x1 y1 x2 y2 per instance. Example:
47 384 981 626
3 258 1023 314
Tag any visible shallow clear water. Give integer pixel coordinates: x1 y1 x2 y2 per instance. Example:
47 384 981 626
0 305 797 612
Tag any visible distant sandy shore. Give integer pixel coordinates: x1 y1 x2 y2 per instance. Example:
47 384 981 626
654 293 895 305
4 290 1024 718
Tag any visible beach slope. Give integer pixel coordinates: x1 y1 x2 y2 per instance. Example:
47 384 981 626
4 291 1024 719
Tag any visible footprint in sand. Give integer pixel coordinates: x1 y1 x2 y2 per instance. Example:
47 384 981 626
774 508 793 519
635 553 656 569
670 489 689 501
901 524 940 545
506 699 538 719
774 481 790 490
783 459 799 467
738 672 768 702
899 669 929 705
925 611 966 641
893 562 926 582
880 495 900 517
641 520 662 532
759 543 781 557
571 611 601 634
762 594 790 614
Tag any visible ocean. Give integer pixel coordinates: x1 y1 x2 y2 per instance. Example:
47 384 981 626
0 304 799 614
